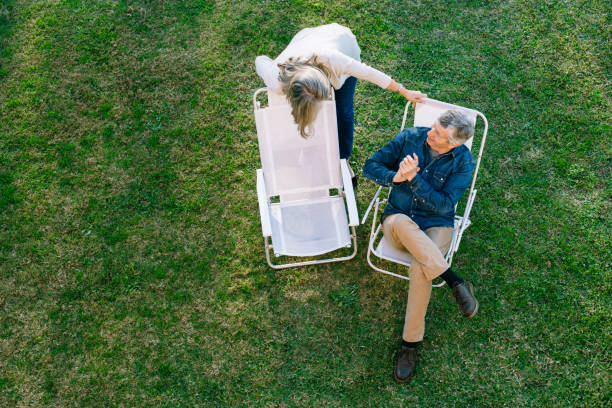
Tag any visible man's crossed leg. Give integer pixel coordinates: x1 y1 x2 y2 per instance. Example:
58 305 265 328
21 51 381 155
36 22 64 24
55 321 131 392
383 214 478 383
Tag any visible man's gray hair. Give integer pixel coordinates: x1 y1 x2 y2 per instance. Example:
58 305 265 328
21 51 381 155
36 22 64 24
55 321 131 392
438 109 474 145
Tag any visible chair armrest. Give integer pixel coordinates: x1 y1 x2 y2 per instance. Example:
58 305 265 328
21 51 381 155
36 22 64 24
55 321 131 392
361 185 383 225
340 159 359 226
256 169 272 237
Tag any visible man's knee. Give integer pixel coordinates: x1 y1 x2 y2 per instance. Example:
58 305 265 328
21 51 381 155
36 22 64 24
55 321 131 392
390 214 420 234
383 214 420 251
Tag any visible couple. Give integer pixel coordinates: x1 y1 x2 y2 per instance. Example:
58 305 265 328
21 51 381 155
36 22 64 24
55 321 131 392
255 23 479 383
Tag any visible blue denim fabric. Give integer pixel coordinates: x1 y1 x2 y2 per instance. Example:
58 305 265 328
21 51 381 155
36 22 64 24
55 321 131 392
363 127 476 230
334 76 357 159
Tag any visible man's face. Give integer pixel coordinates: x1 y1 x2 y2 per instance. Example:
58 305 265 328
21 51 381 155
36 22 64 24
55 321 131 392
427 121 457 153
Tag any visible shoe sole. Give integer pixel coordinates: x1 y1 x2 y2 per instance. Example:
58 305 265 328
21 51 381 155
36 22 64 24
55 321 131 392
393 371 414 384
464 282 479 319
465 299 479 319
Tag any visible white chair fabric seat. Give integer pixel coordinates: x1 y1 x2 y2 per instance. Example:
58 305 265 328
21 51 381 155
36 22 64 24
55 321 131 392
373 235 414 266
269 196 351 257
373 217 468 266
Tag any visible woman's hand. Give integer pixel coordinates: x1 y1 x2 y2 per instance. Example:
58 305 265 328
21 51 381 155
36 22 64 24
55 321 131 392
399 88 427 103
387 80 427 103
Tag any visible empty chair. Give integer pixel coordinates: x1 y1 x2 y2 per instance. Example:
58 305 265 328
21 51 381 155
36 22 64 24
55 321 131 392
253 88 359 269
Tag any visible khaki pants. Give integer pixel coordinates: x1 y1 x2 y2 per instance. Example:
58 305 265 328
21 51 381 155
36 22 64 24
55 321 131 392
382 214 453 342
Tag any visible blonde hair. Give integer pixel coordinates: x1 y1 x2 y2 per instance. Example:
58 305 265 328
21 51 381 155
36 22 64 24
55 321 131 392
278 56 332 138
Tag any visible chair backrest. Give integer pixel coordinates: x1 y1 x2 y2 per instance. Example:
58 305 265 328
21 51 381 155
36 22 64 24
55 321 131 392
254 89 342 201
403 99 478 151
266 90 287 106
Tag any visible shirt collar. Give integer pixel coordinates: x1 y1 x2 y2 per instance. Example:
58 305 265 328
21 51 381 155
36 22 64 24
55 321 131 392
424 138 456 158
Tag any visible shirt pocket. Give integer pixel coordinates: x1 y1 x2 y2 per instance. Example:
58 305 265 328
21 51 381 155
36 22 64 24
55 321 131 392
432 171 448 191
415 196 435 211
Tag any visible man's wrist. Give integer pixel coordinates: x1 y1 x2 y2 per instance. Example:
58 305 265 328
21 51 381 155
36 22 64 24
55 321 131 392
406 173 418 184
388 171 400 185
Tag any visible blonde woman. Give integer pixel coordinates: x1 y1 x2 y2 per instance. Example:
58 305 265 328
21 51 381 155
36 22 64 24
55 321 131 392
255 23 426 183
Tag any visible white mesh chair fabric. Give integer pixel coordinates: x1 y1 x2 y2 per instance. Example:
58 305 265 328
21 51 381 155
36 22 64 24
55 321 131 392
255 99 341 200
373 235 414 265
266 90 286 106
253 88 358 268
373 216 463 266
269 197 350 256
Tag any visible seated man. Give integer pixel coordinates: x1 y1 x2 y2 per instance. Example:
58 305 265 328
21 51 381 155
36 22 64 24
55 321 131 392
363 109 479 383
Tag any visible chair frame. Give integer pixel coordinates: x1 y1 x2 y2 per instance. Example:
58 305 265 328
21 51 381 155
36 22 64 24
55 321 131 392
254 88 358 269
361 98 488 285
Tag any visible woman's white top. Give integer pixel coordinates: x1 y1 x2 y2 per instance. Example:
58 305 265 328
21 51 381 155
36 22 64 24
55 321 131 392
255 23 392 93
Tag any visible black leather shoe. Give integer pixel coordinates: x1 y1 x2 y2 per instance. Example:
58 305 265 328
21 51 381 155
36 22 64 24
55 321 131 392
394 346 417 383
452 281 479 318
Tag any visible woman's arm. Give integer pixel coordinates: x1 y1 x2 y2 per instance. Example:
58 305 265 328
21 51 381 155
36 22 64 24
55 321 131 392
386 80 427 104
255 56 282 92
326 51 426 103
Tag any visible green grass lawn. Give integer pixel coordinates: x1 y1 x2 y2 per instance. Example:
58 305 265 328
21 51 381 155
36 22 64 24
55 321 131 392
0 0 610 406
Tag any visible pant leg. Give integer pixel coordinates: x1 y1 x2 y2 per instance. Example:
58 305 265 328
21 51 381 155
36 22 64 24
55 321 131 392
382 214 453 342
333 76 357 159
382 214 449 281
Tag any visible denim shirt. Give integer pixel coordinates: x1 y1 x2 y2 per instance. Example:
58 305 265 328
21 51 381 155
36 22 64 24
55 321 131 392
363 127 475 230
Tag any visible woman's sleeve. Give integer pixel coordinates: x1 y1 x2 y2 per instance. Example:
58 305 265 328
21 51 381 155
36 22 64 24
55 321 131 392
255 56 282 92
327 51 392 89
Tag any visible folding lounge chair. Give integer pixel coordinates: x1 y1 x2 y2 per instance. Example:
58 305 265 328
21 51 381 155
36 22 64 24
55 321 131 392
361 98 488 286
253 88 359 269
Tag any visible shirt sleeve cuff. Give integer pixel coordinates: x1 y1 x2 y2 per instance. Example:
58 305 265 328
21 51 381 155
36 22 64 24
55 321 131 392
407 174 420 188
